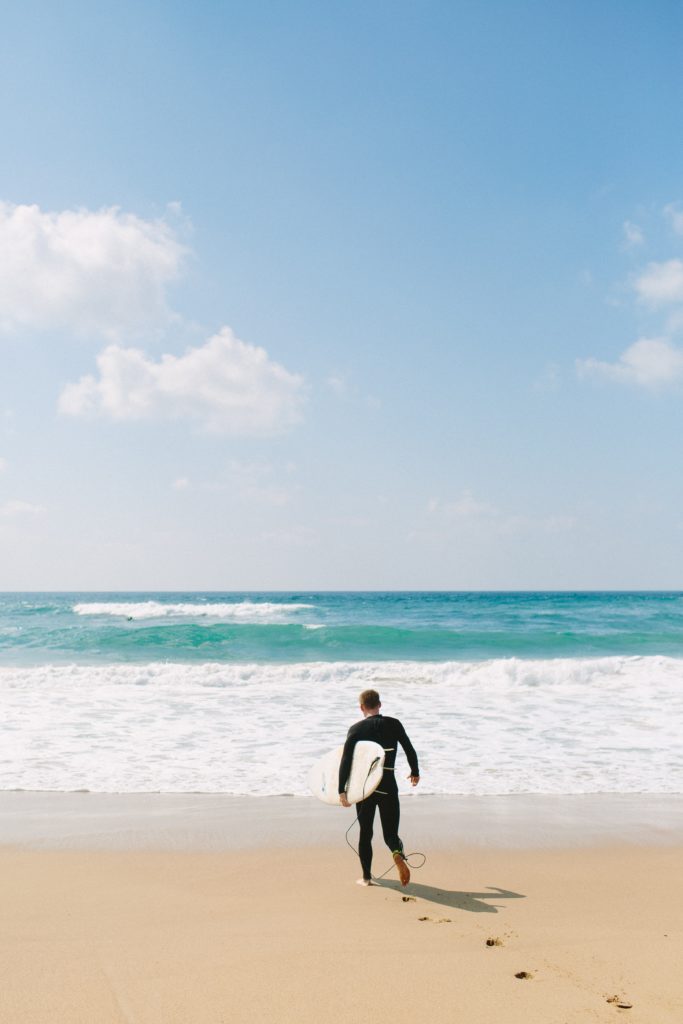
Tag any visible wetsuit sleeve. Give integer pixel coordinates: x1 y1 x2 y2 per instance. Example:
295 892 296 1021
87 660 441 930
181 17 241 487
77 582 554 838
338 728 359 794
397 721 419 776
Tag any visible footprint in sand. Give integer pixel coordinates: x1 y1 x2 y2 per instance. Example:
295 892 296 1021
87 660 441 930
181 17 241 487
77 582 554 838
417 916 451 924
401 895 416 902
486 937 503 947
606 995 633 1009
515 971 534 980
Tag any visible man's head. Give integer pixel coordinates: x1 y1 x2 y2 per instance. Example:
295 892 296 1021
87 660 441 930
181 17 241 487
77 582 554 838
359 688 381 716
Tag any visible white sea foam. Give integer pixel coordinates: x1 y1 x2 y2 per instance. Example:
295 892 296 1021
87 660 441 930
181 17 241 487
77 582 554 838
73 601 313 621
2 656 682 796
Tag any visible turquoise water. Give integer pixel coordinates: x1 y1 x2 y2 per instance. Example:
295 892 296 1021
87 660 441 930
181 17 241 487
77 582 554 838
2 591 683 666
2 592 683 794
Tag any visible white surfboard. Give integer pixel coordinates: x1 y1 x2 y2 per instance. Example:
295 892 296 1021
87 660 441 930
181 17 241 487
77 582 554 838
308 740 386 805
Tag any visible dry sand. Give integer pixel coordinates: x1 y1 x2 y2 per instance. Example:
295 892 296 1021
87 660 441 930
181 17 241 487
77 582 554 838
1 797 682 1023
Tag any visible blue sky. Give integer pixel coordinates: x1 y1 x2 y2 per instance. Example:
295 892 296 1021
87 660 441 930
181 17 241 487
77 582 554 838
1 0 683 589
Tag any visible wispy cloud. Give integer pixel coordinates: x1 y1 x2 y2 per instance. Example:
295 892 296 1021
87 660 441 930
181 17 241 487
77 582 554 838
226 460 293 506
58 326 305 435
0 499 45 518
533 362 560 393
204 460 294 506
664 202 683 235
0 201 186 338
326 374 348 396
324 371 380 409
260 525 318 546
428 490 497 519
577 337 683 389
622 220 644 247
427 491 576 536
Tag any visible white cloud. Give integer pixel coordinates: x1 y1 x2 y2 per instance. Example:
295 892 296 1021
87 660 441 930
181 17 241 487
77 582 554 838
172 477 190 490
0 456 6 472
0 499 45 518
59 326 305 434
664 203 683 235
0 201 186 337
622 220 644 247
634 259 683 306
577 337 683 388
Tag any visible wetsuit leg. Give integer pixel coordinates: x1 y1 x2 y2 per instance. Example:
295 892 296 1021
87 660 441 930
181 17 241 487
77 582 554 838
356 793 377 879
377 785 403 857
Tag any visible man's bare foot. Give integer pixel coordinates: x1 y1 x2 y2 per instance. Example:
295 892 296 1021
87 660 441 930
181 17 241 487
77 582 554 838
393 852 410 887
356 878 373 886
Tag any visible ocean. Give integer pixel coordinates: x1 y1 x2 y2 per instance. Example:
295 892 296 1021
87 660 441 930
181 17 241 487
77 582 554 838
1 591 682 796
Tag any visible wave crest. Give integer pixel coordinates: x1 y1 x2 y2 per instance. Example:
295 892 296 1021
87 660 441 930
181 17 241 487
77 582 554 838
73 601 314 621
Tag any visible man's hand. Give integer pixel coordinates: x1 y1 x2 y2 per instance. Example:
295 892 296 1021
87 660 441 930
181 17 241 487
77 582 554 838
407 775 420 787
340 793 351 807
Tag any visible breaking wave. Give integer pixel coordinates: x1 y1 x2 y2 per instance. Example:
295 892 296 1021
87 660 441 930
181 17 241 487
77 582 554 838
2 655 681 796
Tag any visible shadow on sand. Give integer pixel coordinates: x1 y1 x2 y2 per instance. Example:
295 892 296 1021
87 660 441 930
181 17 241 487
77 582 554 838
377 879 526 913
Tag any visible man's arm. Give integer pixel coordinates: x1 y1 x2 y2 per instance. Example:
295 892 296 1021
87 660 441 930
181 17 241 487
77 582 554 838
397 721 419 781
338 727 359 796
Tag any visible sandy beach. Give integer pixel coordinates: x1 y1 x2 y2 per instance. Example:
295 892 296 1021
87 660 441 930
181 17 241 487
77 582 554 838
1 795 682 1024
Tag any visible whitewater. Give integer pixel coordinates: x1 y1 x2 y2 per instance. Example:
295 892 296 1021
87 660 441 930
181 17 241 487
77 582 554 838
1 592 682 796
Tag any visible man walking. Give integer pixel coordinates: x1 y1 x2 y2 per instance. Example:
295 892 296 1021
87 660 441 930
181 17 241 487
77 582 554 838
338 689 420 886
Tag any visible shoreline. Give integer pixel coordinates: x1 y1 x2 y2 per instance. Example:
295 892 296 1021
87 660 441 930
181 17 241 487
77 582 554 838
2 791 683 850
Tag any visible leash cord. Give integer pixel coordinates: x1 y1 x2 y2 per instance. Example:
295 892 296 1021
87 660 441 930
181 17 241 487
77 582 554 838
343 760 426 882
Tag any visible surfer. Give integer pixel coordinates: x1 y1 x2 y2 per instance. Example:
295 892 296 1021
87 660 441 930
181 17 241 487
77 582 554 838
339 689 419 887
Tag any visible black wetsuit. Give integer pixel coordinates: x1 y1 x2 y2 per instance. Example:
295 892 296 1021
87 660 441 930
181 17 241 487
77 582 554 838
338 714 419 880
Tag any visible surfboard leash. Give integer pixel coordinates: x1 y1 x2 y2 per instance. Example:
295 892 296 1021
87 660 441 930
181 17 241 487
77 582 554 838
343 763 426 883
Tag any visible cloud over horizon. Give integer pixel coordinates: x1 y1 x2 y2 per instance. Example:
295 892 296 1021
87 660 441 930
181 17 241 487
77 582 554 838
0 201 186 338
59 326 306 434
